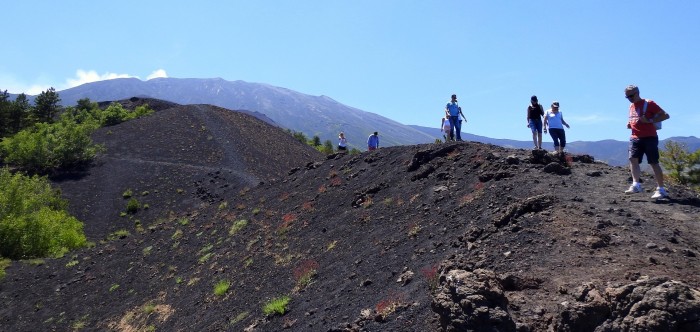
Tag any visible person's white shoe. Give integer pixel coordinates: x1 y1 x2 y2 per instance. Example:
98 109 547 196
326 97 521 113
651 187 669 199
625 183 643 194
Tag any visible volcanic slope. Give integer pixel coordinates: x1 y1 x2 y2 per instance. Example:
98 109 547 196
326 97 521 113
51 99 323 241
2 137 700 331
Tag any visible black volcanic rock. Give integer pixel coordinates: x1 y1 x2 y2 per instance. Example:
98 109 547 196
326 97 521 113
1 128 699 331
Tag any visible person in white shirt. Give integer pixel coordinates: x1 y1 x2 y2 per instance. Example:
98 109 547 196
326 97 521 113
543 101 570 154
338 132 348 152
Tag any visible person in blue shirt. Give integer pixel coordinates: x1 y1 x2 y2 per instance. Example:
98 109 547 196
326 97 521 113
367 132 379 151
445 94 466 141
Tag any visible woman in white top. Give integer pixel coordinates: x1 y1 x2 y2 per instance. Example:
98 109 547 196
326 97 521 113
338 132 348 152
543 101 570 154
441 115 452 141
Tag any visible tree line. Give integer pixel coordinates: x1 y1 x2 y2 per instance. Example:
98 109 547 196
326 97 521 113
0 87 154 262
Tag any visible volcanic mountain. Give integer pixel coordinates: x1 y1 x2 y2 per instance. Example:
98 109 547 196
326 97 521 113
1 99 699 331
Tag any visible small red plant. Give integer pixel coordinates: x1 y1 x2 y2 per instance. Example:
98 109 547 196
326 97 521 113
474 182 485 191
302 201 314 212
420 264 440 291
330 177 342 187
293 259 319 292
293 259 319 281
565 154 573 166
318 184 327 193
279 192 290 201
376 291 406 318
282 213 297 224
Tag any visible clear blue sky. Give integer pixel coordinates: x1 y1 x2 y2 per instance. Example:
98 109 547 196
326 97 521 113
2 1 698 142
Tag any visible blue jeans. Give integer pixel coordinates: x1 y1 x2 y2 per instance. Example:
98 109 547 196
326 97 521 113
549 128 566 148
449 116 462 140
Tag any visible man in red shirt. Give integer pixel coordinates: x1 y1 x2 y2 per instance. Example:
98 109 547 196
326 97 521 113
624 85 670 198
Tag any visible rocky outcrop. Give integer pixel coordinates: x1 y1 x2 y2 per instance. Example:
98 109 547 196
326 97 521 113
431 259 516 332
557 277 700 331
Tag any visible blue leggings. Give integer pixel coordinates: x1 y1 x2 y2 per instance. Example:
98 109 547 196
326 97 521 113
549 128 566 148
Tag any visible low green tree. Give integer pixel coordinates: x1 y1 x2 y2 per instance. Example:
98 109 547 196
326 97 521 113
32 87 61 124
660 141 700 185
0 168 87 259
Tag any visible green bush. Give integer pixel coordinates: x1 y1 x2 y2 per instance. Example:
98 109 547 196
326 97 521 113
0 258 10 280
126 198 140 214
214 280 231 296
0 168 87 259
0 119 102 172
262 296 291 316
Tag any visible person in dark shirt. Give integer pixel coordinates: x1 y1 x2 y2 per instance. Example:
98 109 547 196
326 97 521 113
526 95 544 149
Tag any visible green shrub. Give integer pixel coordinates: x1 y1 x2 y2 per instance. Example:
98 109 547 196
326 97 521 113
262 296 291 316
214 280 231 296
229 219 248 236
0 168 87 259
0 120 102 172
122 189 133 198
0 258 10 280
126 198 140 214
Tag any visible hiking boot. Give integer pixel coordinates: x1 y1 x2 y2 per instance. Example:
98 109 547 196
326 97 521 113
651 187 669 199
625 183 643 194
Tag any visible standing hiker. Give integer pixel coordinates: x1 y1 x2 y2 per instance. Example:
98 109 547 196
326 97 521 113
367 131 379 151
338 132 348 152
440 115 452 142
623 84 670 198
445 94 466 141
527 95 545 149
543 101 570 154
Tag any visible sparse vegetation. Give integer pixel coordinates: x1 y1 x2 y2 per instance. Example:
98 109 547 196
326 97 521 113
122 189 133 198
126 198 140 214
229 219 248 236
230 311 249 325
213 280 231 296
0 258 10 280
109 284 120 292
262 296 291 316
107 229 130 241
326 240 337 251
292 260 319 292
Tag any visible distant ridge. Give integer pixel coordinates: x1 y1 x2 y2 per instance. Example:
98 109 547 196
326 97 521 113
40 77 438 149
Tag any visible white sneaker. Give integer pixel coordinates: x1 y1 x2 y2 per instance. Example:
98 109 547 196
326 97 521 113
651 187 669 199
625 183 643 194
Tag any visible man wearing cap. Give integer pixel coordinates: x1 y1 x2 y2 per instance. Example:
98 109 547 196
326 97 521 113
526 95 545 149
543 101 570 154
624 85 670 199
445 94 465 141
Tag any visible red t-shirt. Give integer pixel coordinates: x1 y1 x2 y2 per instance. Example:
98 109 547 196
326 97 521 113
628 99 663 138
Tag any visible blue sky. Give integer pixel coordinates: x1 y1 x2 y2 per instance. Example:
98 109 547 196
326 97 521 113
2 1 698 142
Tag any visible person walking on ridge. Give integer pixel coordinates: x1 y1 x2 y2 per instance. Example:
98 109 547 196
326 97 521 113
543 101 570 154
440 115 452 142
445 94 466 141
338 132 348 152
623 84 670 199
527 95 545 149
367 131 379 151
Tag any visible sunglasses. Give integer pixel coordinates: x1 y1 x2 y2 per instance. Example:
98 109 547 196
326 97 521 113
625 93 636 99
